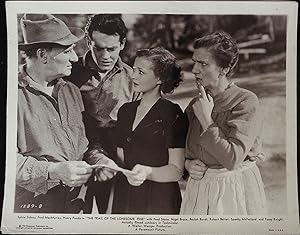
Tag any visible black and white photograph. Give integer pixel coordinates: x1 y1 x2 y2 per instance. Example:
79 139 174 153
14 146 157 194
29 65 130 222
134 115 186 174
1 1 299 234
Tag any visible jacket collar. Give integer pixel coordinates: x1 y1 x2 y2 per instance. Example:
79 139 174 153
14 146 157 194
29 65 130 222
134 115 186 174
18 64 66 89
212 83 248 112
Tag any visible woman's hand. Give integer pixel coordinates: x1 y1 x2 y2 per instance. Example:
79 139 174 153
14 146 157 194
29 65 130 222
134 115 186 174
124 164 152 186
185 159 208 180
94 157 118 181
192 85 214 130
248 153 266 162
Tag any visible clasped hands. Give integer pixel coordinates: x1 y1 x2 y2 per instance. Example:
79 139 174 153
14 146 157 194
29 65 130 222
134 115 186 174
185 159 208 180
192 85 214 130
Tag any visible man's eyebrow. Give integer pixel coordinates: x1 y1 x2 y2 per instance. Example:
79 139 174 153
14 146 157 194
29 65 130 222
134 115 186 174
93 45 117 49
93 45 102 49
133 66 145 71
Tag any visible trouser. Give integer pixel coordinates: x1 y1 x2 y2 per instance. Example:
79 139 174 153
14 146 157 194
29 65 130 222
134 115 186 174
83 122 119 214
14 184 84 213
84 177 113 214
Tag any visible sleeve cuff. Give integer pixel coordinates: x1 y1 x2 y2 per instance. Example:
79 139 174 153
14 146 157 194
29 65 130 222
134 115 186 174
200 121 215 137
30 160 50 194
199 122 221 146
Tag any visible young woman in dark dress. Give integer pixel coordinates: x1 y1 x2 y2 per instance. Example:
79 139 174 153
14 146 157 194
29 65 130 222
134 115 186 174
112 47 188 214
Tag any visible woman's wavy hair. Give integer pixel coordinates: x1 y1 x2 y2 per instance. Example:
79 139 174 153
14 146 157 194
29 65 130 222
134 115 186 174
135 47 182 94
194 31 239 77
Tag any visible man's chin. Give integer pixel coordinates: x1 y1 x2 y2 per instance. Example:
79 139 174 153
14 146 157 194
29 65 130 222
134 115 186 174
98 64 113 72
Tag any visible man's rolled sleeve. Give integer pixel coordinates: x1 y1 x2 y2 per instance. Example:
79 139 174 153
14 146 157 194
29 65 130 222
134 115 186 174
16 153 49 194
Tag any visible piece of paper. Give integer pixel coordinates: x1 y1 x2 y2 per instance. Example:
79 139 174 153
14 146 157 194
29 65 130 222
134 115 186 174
90 164 135 175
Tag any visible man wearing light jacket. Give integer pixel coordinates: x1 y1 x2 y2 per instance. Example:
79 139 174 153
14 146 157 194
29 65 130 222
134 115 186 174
16 14 118 213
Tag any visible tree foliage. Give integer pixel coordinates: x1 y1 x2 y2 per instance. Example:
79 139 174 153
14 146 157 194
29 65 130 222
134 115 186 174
17 14 286 67
131 15 261 52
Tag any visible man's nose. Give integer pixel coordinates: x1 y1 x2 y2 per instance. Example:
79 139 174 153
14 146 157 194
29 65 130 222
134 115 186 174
70 50 78 62
102 49 110 59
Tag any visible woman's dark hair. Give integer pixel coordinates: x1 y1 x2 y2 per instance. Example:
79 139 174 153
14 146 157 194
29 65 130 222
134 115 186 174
136 47 182 94
85 14 128 43
194 31 239 77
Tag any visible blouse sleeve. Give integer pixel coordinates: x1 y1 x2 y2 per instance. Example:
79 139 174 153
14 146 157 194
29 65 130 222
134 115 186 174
164 104 189 148
199 93 262 170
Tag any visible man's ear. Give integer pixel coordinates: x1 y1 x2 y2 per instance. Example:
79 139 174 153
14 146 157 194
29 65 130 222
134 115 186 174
222 67 230 75
218 67 230 78
120 38 126 51
37 48 47 64
86 36 92 48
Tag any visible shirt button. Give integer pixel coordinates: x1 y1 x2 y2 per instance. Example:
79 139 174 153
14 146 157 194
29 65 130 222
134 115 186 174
126 137 131 142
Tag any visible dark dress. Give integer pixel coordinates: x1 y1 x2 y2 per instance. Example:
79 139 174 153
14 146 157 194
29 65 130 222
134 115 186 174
112 98 188 214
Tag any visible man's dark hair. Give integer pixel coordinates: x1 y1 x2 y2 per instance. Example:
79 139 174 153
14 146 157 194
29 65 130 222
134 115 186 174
85 14 128 43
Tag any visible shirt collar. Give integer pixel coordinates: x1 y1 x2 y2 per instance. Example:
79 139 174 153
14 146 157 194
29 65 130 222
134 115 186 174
18 64 66 91
212 83 247 112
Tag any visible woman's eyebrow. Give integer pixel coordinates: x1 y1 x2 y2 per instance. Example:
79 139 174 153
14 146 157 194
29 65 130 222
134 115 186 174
192 58 208 63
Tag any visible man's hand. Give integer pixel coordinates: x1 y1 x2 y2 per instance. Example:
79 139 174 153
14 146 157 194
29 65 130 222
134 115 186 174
124 164 152 186
192 85 214 130
48 161 93 187
185 159 208 180
94 156 118 181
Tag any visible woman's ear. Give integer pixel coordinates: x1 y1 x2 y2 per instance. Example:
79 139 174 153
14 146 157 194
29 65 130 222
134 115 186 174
156 79 162 85
120 38 126 51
